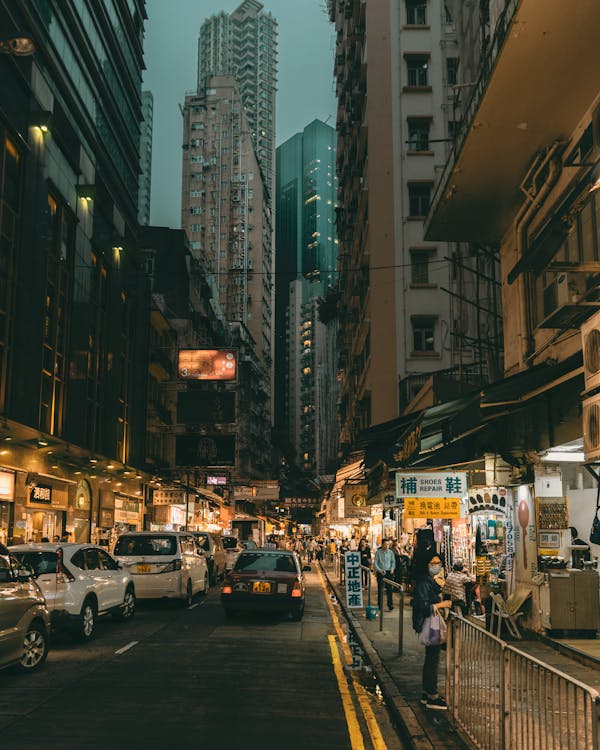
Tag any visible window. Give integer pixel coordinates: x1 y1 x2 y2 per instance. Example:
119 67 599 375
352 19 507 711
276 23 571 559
406 55 429 87
408 183 432 217
406 0 427 24
411 251 430 284
412 317 436 352
97 550 119 570
407 118 431 151
446 57 459 85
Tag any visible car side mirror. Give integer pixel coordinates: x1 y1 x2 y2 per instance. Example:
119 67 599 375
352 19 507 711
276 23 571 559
302 565 312 572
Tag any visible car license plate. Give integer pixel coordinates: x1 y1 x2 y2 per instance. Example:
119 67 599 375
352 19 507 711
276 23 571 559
252 581 271 594
137 564 151 573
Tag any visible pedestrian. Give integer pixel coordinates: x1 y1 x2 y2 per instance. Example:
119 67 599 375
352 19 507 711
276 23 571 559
316 539 324 562
373 539 396 611
41 536 50 543
358 538 371 588
391 540 410 587
348 535 358 551
52 535 60 543
412 554 452 710
442 559 474 615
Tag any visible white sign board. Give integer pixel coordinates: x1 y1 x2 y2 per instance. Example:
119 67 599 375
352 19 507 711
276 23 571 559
395 472 467 498
344 551 364 609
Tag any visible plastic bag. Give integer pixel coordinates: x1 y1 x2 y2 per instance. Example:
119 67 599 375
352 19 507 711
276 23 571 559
418 607 447 646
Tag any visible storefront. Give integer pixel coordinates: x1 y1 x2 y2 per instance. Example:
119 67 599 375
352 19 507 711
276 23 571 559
16 474 70 544
0 469 15 545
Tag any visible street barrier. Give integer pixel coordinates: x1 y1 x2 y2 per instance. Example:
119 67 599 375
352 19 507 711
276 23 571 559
446 614 600 750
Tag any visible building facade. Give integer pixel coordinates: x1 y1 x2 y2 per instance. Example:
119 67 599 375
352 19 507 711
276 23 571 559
275 120 339 476
197 0 277 202
427 0 600 631
138 90 153 225
329 0 501 452
0 0 151 545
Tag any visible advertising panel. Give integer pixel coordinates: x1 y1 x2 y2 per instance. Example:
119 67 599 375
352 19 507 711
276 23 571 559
344 551 364 609
176 391 236 424
178 349 237 381
395 472 467 498
176 435 236 466
344 483 369 517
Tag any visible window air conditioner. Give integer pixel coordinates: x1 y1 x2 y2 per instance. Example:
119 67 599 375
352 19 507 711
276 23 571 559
542 272 584 320
583 391 600 462
581 309 600 394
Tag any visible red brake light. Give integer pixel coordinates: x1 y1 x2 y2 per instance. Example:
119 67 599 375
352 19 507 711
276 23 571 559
222 585 233 595
291 580 302 598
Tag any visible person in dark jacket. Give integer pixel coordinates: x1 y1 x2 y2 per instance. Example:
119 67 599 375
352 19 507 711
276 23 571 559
412 554 452 710
358 538 371 588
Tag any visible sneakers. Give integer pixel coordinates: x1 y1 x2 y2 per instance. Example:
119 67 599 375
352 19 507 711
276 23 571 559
425 696 448 710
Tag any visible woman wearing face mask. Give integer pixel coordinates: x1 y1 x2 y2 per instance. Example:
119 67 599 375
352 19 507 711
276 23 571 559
412 554 452 710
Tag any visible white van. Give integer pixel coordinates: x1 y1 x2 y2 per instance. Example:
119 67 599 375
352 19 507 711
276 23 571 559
113 532 208 606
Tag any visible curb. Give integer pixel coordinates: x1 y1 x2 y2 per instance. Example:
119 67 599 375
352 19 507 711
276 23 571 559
320 564 436 750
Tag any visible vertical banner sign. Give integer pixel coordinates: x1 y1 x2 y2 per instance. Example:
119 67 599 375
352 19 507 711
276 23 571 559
344 551 364 609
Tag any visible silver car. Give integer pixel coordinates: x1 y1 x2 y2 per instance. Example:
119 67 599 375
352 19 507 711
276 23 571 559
0 543 50 672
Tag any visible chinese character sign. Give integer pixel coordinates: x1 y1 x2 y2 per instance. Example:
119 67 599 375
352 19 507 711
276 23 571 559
403 497 461 519
344 551 364 609
395 472 467 498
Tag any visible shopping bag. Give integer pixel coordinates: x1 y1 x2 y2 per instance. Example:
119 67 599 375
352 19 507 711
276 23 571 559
418 607 447 646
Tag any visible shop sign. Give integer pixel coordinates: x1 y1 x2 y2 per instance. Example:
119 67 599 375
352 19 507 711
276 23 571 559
114 496 140 524
347 628 364 669
0 469 14 501
395 472 467 499
29 484 52 505
468 487 508 514
404 497 461 519
153 488 186 506
344 483 369 517
206 475 228 486
344 551 364 609
283 497 320 507
100 508 114 528
383 494 403 508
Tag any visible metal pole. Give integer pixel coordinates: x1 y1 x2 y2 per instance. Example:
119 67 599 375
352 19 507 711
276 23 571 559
398 585 404 656
379 575 384 632
185 470 190 531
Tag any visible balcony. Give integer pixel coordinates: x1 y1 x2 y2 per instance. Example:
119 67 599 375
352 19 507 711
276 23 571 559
425 0 600 244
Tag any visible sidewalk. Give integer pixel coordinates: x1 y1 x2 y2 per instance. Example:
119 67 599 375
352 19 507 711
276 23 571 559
321 563 600 750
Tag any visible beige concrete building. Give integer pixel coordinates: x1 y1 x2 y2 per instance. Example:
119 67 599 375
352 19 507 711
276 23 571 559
329 0 500 450
181 76 274 374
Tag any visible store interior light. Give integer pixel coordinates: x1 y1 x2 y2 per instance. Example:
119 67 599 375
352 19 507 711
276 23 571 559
541 451 585 463
0 35 36 56
29 110 52 133
76 184 95 202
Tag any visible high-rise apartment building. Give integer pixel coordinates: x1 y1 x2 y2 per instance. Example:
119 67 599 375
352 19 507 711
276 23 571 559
329 0 501 450
181 76 273 374
276 120 339 476
197 0 277 201
138 90 153 225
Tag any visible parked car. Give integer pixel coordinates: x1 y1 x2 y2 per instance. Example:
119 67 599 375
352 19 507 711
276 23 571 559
10 543 135 642
112 531 208 606
221 549 310 621
191 531 227 585
222 535 242 571
0 543 50 672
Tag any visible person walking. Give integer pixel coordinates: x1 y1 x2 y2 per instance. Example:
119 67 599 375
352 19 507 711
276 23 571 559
442 559 474 615
358 538 371 589
373 539 396 611
412 554 452 710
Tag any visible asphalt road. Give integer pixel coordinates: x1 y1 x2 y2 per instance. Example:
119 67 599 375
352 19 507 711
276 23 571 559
0 569 405 750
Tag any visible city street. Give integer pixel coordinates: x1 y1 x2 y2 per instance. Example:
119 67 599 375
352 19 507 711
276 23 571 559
0 570 404 750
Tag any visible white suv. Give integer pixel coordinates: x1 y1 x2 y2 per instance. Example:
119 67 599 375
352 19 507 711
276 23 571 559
10 543 136 642
112 531 208 605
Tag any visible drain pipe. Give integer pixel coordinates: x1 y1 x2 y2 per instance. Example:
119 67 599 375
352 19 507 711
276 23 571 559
513 142 564 362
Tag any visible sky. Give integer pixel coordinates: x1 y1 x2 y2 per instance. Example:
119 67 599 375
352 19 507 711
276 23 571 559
143 0 337 227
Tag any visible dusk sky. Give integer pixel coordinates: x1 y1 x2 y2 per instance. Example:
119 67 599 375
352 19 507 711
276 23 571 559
144 0 337 227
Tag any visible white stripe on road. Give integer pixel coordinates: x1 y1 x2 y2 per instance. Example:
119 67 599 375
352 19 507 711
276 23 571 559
115 640 139 655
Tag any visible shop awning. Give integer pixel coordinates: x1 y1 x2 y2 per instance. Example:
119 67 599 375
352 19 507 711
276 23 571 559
196 487 227 507
481 352 583 409
331 455 365 496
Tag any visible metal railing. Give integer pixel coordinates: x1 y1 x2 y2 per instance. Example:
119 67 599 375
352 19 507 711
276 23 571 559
446 614 600 750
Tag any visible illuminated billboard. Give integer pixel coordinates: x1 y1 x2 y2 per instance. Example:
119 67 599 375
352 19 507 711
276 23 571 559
178 349 237 381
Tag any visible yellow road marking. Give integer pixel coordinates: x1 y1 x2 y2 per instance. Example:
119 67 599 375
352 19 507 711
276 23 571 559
328 634 366 750
318 565 388 750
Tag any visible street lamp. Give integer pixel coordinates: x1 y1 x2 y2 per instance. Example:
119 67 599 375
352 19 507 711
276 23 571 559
0 35 36 56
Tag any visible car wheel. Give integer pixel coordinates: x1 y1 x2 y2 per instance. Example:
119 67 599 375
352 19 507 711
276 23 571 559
78 598 96 641
17 622 48 671
113 586 136 621
181 579 193 607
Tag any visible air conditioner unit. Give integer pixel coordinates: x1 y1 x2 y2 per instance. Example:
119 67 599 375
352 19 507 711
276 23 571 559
583 391 600 462
582 309 600 394
541 272 586 327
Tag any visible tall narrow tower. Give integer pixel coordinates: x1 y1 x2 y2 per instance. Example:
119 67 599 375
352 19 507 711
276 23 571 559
197 0 277 202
